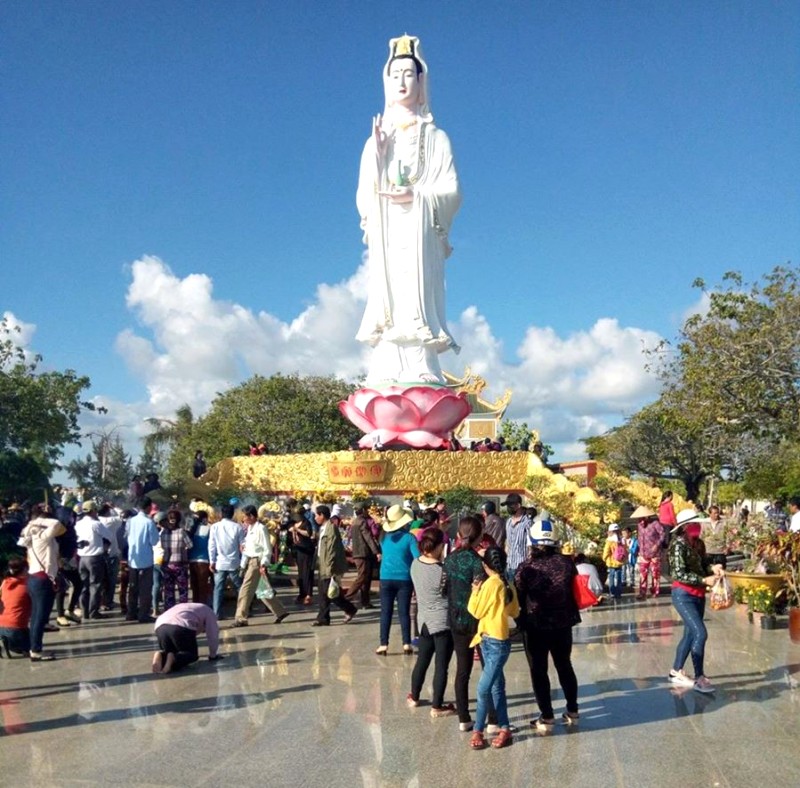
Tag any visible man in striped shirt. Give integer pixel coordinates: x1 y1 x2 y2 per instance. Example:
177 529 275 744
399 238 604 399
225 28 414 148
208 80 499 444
502 494 532 580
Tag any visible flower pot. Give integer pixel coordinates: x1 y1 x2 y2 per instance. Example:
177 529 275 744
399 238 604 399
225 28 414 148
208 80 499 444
790 608 800 644
727 573 785 595
760 614 777 630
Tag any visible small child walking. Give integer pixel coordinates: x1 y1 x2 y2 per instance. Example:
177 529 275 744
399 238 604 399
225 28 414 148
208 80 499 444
466 546 520 749
621 527 638 588
602 524 626 600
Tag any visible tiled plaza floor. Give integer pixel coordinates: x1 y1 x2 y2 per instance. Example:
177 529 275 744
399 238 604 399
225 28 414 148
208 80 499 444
2 588 799 787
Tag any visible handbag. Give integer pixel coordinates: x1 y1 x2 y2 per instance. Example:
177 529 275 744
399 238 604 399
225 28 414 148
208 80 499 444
255 574 275 601
573 574 599 610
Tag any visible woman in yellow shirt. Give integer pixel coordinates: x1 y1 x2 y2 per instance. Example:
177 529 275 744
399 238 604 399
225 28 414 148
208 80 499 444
466 546 520 750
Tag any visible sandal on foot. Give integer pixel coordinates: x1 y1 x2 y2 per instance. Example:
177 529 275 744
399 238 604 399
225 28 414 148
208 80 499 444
491 728 513 749
562 711 579 725
406 693 419 708
531 715 555 734
470 731 487 750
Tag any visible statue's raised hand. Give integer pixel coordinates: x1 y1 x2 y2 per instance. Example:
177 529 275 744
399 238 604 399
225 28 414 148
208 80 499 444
372 114 388 157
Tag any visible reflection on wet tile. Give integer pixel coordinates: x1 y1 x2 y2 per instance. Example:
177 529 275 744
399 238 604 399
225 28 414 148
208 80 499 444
1 598 799 786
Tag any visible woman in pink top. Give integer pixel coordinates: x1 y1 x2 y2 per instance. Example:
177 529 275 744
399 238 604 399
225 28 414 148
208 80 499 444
658 491 678 530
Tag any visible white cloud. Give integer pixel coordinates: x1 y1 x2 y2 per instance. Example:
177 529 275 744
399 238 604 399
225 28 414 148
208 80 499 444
110 255 664 463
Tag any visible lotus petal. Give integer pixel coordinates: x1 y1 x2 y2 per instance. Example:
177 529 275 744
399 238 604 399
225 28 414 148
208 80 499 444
419 393 471 433
339 400 375 434
400 386 452 411
366 395 423 432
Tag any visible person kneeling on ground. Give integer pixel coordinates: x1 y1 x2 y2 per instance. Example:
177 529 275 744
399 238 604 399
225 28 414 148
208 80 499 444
152 601 222 674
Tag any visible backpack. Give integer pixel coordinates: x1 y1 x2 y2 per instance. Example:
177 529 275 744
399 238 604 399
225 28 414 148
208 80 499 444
613 543 627 563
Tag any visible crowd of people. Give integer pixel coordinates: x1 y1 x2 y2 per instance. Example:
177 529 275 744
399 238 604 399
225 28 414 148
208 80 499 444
2 491 797 746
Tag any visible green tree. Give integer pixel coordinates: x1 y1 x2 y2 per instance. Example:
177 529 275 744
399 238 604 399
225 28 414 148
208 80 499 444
440 484 481 516
65 431 134 497
0 316 99 481
142 405 195 483
500 420 533 449
0 449 49 503
163 374 361 481
663 266 800 441
582 394 729 502
135 442 166 480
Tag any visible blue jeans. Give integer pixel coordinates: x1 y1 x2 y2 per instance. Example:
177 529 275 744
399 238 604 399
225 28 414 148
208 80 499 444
213 569 242 618
379 579 413 647
672 587 707 677
0 626 30 654
28 573 56 654
607 566 623 598
475 636 511 732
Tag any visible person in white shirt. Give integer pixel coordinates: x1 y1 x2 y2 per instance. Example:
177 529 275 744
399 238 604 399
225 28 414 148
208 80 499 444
790 497 800 533
233 505 289 626
18 503 66 660
208 504 245 619
98 503 123 611
75 501 112 620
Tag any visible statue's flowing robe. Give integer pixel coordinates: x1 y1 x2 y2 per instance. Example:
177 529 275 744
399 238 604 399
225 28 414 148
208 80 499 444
356 122 461 355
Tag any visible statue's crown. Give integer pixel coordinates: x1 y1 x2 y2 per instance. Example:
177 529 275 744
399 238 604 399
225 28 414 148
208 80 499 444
393 35 415 58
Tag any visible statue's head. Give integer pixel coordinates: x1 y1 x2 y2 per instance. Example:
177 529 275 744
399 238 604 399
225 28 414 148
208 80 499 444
386 56 422 110
382 35 432 121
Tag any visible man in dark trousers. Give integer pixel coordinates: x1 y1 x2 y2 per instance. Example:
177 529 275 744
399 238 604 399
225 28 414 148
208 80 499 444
312 505 357 626
346 504 381 608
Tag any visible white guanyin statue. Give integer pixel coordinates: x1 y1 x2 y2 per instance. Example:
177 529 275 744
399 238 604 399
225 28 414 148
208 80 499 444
340 35 470 449
356 34 462 384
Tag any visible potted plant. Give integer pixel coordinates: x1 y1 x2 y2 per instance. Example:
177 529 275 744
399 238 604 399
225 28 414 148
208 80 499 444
755 532 800 643
745 584 777 629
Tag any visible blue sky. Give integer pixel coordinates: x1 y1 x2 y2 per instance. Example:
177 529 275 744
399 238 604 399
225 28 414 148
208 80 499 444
3 2 798 478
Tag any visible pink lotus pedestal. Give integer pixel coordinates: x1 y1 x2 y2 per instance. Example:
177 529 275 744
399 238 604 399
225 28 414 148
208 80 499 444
339 385 471 450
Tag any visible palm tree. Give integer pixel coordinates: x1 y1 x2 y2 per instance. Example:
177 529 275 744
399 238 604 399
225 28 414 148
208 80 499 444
142 405 194 482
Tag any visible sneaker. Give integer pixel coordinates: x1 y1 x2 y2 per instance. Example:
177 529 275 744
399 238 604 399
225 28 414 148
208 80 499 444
56 616 72 627
459 721 474 732
693 676 715 694
486 723 516 734
406 693 419 708
430 703 456 718
669 669 695 688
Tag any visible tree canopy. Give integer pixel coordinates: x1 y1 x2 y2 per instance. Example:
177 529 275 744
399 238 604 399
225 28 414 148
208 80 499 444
66 431 134 496
151 374 362 484
671 266 800 441
582 395 728 501
584 265 800 502
0 317 98 500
